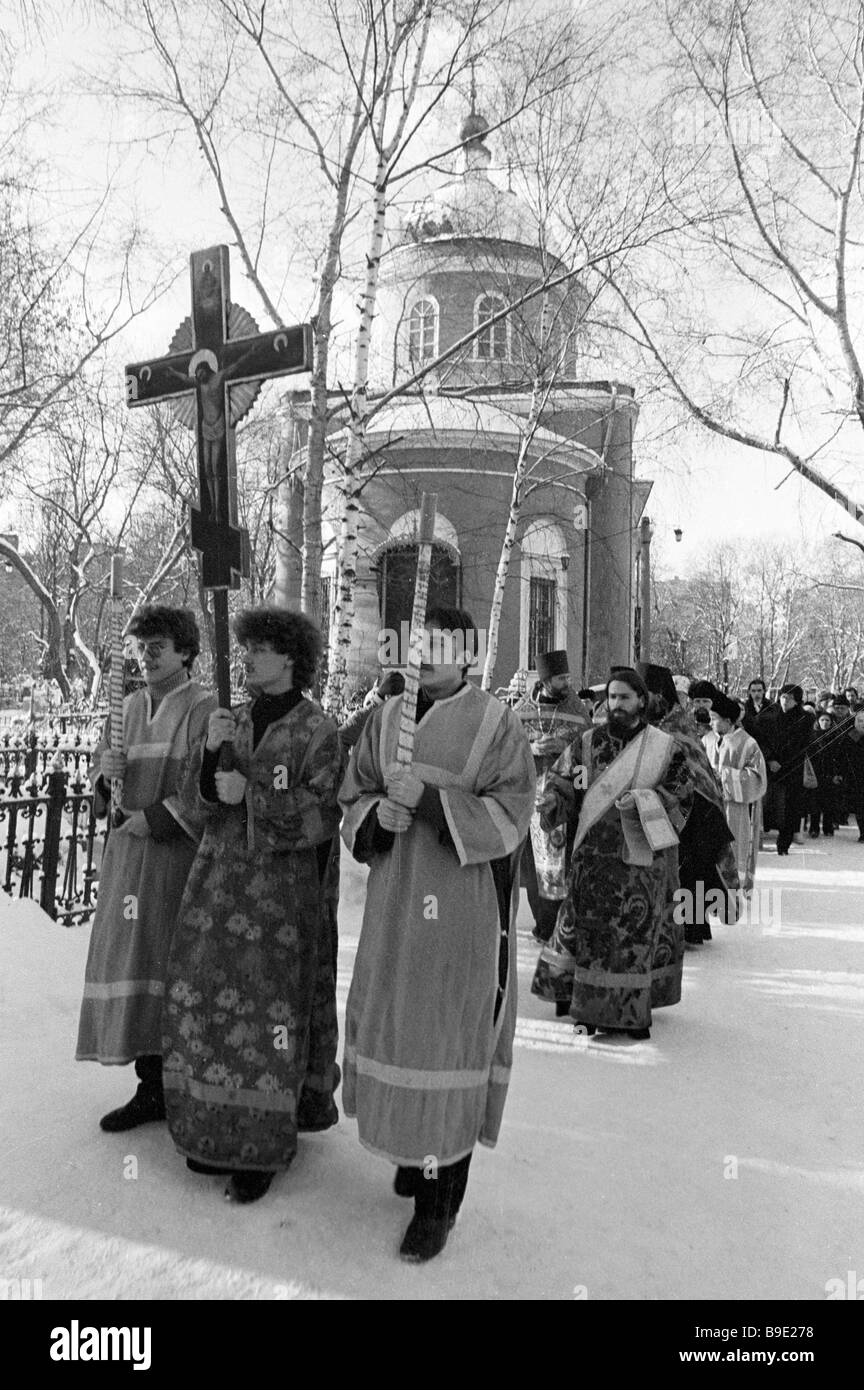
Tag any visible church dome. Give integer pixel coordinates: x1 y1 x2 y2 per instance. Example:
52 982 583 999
397 109 541 250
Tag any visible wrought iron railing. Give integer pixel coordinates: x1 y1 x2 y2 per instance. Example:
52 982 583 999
0 760 107 927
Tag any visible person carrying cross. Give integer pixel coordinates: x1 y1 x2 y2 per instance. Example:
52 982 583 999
162 607 344 1204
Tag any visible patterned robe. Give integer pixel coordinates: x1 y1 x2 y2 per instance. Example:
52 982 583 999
76 678 216 1064
515 688 590 905
339 684 535 1166
532 721 694 1030
660 707 740 941
162 698 343 1172
703 727 766 895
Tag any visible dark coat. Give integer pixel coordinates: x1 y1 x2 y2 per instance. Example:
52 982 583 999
741 697 780 760
771 705 814 787
808 722 843 788
840 730 864 791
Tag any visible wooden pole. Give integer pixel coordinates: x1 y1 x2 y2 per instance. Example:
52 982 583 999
395 492 437 768
109 553 125 827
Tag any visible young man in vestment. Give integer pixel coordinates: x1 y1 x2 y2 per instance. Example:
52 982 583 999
515 650 590 943
76 608 216 1131
162 608 343 1203
532 668 695 1038
704 693 767 895
339 607 535 1262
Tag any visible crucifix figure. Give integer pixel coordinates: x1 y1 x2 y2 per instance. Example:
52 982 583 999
124 244 312 705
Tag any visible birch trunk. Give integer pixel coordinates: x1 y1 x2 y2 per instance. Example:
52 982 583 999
481 290 552 691
481 388 545 691
323 2 433 713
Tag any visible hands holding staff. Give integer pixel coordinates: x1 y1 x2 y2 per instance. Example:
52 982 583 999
100 750 127 780
207 709 237 751
379 765 426 833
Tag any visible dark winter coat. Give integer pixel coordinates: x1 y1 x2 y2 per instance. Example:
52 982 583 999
741 697 780 761
807 722 843 788
839 730 864 791
771 705 813 788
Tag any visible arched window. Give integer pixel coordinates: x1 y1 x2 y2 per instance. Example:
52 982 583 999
474 293 509 360
519 519 568 671
376 544 461 636
408 298 438 362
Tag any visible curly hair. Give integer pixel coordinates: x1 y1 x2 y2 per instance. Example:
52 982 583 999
233 607 322 689
127 606 201 668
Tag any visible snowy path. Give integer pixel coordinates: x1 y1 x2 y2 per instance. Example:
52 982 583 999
1 831 862 1300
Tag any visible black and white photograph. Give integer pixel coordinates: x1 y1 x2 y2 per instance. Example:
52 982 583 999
0 0 860 1342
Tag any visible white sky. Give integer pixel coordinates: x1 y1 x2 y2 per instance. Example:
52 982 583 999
4 0 862 569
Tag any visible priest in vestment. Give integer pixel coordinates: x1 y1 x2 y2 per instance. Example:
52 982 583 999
76 607 216 1132
704 693 767 895
514 649 590 943
162 608 343 1204
532 668 694 1038
339 607 535 1262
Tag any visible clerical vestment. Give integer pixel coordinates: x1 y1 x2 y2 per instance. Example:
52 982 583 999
162 699 343 1172
532 722 694 1030
703 727 766 895
339 684 535 1166
515 688 590 900
76 679 216 1064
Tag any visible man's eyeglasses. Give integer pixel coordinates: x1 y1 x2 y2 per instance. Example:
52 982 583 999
137 642 167 658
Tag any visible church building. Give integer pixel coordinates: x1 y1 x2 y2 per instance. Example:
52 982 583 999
288 110 650 696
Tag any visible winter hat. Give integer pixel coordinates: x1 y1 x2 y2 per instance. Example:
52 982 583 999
711 692 741 723
779 683 803 703
376 670 406 699
536 649 569 681
637 662 678 712
832 693 850 708
689 679 718 699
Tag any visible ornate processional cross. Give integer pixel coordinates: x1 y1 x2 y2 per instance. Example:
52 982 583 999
124 244 313 705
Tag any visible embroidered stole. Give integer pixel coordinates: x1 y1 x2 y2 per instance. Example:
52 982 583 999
572 723 676 854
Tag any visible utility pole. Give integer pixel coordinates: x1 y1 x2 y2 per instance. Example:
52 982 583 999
639 516 652 662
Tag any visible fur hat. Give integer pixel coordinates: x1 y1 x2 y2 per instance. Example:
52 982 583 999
689 679 718 699
536 649 569 681
711 692 741 723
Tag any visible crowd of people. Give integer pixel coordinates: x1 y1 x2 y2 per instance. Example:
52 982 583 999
73 598 857 1267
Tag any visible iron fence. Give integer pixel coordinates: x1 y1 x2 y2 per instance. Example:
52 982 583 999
0 759 108 927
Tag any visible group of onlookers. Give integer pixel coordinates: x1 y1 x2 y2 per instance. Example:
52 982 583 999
738 678 864 849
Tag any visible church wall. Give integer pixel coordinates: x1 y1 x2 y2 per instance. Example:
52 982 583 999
375 240 583 389
326 443 588 691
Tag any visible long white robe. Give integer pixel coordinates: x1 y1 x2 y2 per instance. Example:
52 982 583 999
703 726 766 894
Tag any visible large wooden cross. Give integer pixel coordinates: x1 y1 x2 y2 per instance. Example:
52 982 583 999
124 244 312 705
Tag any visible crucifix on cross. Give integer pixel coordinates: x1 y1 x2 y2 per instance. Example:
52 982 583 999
124 244 312 705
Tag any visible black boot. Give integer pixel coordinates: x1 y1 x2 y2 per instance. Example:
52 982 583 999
100 1055 165 1133
296 1087 339 1133
394 1166 419 1198
224 1170 276 1204
399 1153 472 1263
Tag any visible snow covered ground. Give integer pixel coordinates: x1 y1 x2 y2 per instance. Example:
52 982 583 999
1 830 862 1301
